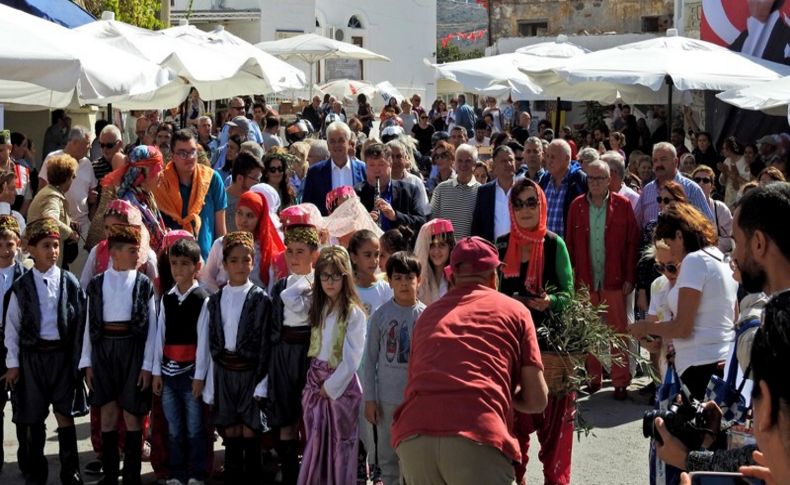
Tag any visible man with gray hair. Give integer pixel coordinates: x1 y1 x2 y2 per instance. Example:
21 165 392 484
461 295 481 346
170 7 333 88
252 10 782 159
633 141 713 229
577 146 600 173
431 143 481 239
39 125 99 273
565 159 639 399
602 150 639 210
538 139 587 237
306 139 329 166
517 136 546 182
301 121 366 215
92 124 123 188
196 115 218 160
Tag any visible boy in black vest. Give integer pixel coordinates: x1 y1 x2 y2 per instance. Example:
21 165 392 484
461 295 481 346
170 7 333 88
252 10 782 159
204 231 272 485
0 214 26 475
3 217 86 485
152 238 210 485
79 223 157 485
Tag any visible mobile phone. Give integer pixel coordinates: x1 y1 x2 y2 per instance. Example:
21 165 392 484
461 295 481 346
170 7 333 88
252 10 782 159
689 471 764 485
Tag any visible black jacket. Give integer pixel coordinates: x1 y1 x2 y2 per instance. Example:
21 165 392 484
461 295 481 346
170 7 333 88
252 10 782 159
355 179 429 236
471 180 498 243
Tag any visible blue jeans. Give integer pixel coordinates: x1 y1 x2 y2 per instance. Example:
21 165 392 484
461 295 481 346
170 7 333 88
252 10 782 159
161 371 206 481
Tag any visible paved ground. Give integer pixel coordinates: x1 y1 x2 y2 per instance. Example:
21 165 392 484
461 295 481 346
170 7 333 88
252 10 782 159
1 379 654 484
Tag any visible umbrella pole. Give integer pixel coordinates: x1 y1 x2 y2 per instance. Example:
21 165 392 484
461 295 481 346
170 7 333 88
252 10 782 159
554 97 561 134
309 61 314 102
107 103 112 122
666 75 673 140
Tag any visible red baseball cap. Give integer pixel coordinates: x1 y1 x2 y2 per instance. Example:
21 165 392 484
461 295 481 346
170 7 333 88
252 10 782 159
449 236 502 275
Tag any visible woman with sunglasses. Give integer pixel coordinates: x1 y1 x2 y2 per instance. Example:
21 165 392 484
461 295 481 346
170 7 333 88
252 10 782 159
263 147 297 211
636 181 688 317
426 140 455 197
693 165 733 254
630 203 738 401
496 177 575 485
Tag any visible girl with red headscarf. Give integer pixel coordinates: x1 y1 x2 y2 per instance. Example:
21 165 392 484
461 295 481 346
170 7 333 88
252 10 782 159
495 177 576 485
200 191 285 293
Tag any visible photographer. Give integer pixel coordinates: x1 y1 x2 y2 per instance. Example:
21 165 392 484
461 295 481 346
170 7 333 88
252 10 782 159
650 183 790 475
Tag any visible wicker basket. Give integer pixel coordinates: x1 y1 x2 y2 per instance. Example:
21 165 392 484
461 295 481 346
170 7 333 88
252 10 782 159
541 351 585 394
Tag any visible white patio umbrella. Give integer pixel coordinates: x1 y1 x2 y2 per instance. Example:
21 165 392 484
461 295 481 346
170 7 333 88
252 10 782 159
525 29 790 137
0 4 178 109
716 76 790 117
318 79 376 104
256 33 390 98
161 24 306 94
76 13 305 103
430 35 588 100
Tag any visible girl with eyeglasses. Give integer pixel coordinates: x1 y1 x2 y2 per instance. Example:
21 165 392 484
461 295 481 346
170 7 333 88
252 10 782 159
300 246 367 484
263 147 297 211
693 164 733 254
496 177 575 485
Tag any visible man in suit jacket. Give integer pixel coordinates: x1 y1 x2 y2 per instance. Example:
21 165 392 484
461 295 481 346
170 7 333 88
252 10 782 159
729 2 790 65
301 121 367 215
355 142 429 236
471 145 520 243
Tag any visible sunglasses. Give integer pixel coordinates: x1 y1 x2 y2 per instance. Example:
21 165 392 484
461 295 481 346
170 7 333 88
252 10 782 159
693 177 712 185
433 152 450 160
100 142 118 149
654 262 679 275
420 116 429 120
512 197 539 210
656 196 675 205
268 166 285 173
230 105 245 111
319 272 344 282
174 150 198 159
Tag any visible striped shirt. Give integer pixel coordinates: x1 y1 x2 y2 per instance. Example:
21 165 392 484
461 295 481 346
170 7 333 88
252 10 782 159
430 176 481 239
91 157 114 185
634 172 715 229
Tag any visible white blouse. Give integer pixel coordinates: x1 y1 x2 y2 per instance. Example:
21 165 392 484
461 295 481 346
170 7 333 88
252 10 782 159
316 305 367 400
281 273 313 328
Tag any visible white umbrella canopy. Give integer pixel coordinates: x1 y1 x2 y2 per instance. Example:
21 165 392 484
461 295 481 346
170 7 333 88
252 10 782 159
319 79 377 104
255 33 390 63
256 33 390 98
716 76 790 116
533 29 790 100
0 4 178 108
162 24 306 94
430 35 588 100
76 15 304 102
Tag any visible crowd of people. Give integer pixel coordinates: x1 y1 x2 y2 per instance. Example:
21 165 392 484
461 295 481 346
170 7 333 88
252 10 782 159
0 90 788 485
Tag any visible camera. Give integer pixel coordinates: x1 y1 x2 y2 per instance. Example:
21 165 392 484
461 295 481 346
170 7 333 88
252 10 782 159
643 390 708 450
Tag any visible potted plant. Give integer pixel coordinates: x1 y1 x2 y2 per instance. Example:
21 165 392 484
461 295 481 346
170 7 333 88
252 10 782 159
537 285 644 437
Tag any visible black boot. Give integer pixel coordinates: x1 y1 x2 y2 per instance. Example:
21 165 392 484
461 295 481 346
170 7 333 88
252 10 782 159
224 438 244 484
16 422 30 478
57 425 84 485
242 437 262 485
121 430 142 485
275 439 300 485
27 422 48 485
97 431 119 485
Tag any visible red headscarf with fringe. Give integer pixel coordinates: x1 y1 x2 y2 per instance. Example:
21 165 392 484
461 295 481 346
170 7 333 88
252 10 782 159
238 191 285 285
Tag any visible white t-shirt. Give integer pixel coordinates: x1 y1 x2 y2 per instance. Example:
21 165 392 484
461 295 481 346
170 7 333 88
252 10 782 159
356 279 393 317
667 247 737 376
40 150 97 228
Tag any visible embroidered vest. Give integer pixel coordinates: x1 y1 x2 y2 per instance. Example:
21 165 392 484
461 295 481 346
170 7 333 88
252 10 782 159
208 285 271 380
86 272 154 344
14 269 84 349
307 306 352 369
162 287 209 363
268 278 287 345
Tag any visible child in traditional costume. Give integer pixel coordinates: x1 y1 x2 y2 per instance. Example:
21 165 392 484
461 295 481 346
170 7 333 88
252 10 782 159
4 217 87 485
298 246 367 485
79 223 158 485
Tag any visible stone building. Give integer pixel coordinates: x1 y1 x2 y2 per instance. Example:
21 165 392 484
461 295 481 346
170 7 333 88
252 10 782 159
490 0 674 41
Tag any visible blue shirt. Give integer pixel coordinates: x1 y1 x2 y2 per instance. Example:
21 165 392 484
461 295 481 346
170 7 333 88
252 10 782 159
454 104 476 135
634 172 715 229
164 170 227 260
544 173 569 237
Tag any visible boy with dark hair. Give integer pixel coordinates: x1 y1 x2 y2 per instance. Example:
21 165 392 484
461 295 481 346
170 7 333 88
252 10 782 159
79 223 158 485
152 237 210 485
363 251 425 484
0 215 25 475
4 217 87 485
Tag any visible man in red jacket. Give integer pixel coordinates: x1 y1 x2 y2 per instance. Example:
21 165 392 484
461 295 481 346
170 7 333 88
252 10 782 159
566 159 639 400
